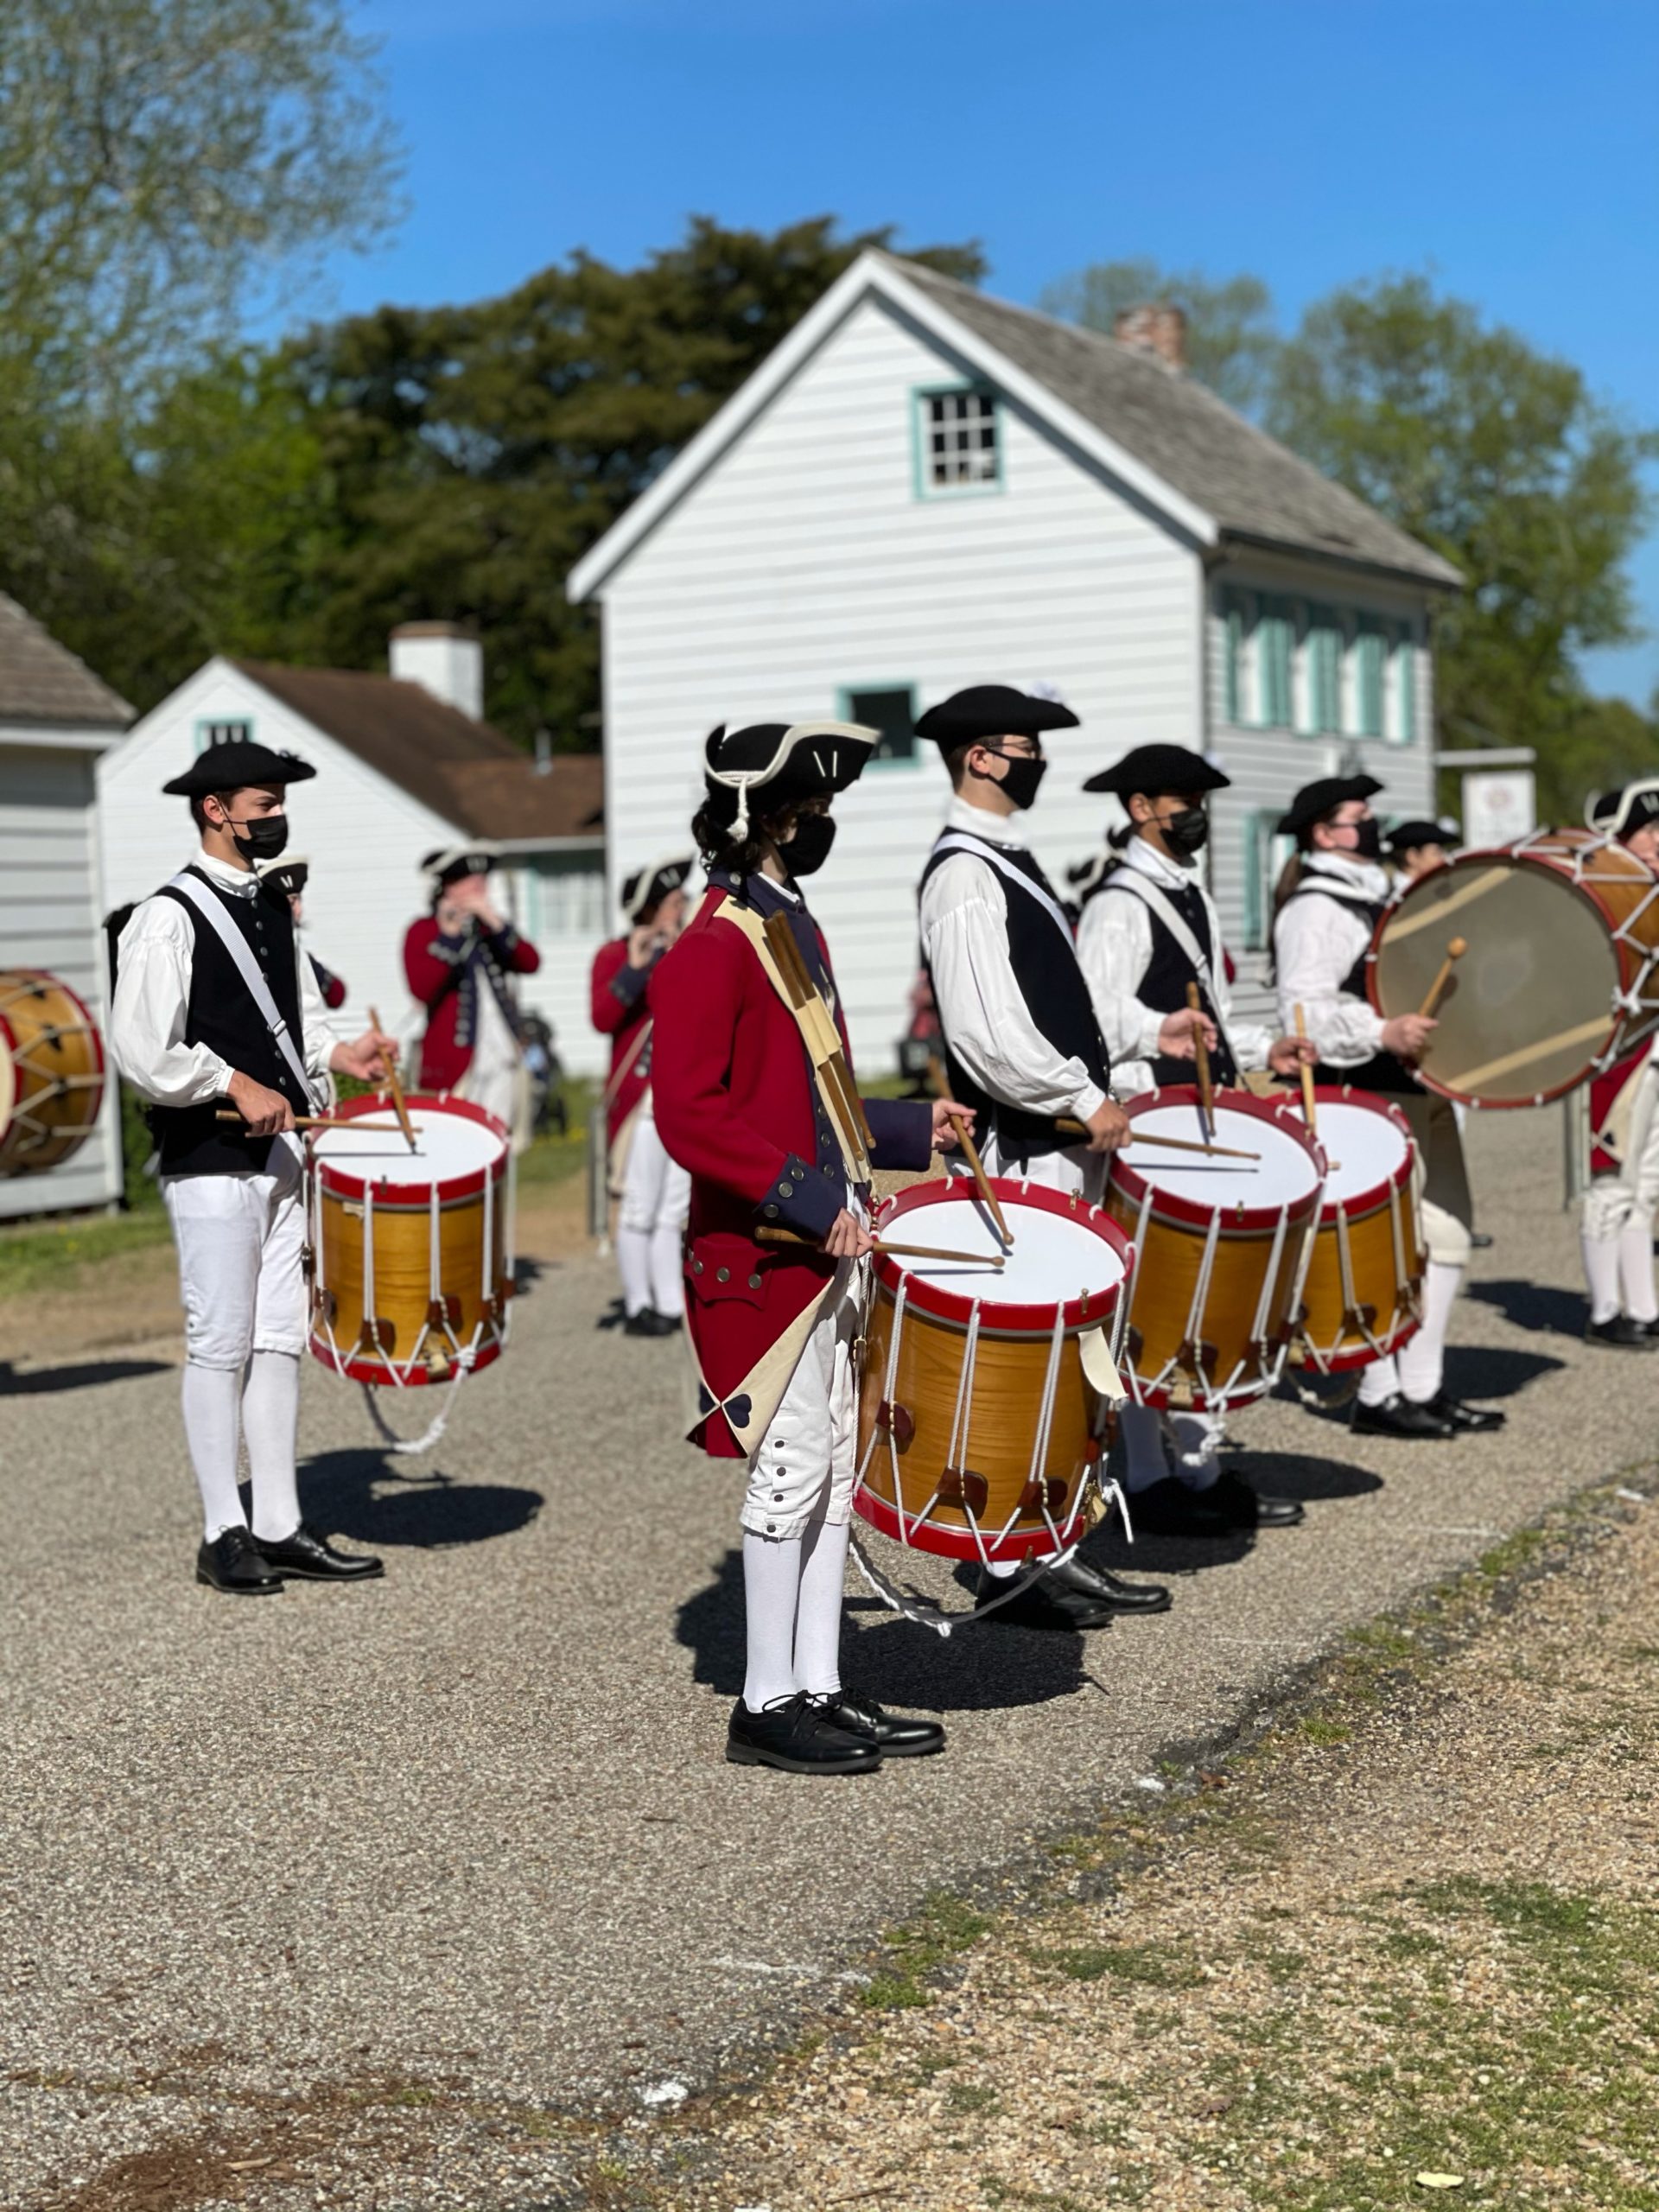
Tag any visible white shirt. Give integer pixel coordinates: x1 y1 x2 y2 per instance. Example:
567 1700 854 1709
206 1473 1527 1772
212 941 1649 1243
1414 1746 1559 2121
1273 850 1393 1065
1075 835 1274 1099
918 794 1107 1126
111 846 334 1108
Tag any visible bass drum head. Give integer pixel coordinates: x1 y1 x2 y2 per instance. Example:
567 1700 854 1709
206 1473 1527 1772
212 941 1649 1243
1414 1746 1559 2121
1371 855 1620 1105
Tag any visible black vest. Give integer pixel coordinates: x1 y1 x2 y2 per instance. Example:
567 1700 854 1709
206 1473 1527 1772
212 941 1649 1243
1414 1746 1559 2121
1083 861 1239 1089
150 867 313 1174
1281 874 1415 1095
919 828 1111 1160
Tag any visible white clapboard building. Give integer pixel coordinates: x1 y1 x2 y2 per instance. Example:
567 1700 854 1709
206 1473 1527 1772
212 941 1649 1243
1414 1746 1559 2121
97 626 610 1075
0 594 131 1218
568 253 1460 1065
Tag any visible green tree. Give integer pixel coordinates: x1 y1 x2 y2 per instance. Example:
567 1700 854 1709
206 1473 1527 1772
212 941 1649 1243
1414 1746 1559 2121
1038 257 1280 413
1267 274 1659 817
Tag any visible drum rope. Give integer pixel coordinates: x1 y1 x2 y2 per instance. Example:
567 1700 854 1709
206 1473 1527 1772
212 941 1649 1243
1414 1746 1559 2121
847 1526 1082 1641
359 1364 471 1456
1247 1203 1292 1369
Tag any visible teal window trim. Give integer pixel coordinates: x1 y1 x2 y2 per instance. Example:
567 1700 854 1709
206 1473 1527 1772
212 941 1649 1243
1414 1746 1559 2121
1257 594 1293 729
1354 619 1385 739
1221 590 1246 725
1389 624 1417 745
194 715 254 754
1243 811 1298 951
910 382 1003 501
836 681 919 768
1306 605 1341 735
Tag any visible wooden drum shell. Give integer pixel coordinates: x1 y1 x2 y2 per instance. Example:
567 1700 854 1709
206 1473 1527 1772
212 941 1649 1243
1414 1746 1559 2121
0 969 105 1176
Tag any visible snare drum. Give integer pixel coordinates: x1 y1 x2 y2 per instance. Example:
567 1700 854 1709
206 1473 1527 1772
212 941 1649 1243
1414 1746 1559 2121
1369 829 1659 1107
1105 1088 1325 1411
1293 1089 1425 1373
0 969 105 1176
307 1094 513 1386
855 1179 1133 1564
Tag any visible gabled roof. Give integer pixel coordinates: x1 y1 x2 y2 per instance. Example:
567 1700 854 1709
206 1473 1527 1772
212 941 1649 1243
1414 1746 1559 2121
232 661 602 842
567 251 1460 602
0 593 130 728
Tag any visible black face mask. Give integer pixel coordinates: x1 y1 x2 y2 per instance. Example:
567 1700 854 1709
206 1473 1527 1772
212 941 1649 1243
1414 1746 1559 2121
1348 817 1383 861
221 810 289 863
783 813 837 875
993 753 1048 811
1161 804 1210 856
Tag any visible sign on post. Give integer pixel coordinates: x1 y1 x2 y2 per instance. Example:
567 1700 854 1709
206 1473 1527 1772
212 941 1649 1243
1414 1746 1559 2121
1461 768 1537 848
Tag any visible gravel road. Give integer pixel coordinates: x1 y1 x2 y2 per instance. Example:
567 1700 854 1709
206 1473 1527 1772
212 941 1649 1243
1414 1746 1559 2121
0 1106 1640 2204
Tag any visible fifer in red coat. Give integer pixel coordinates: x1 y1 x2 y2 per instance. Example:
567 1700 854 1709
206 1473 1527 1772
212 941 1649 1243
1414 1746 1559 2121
652 880 932 1458
404 912 540 1091
590 935 658 1141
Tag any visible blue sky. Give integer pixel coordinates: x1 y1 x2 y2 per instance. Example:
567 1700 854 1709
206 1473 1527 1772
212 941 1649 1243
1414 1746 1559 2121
315 0 1659 705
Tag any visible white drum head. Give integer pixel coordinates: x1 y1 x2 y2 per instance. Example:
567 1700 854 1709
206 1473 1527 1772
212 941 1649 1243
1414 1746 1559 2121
887 1188 1126 1308
313 1103 505 1191
1126 1100 1320 1210
1306 1099 1410 1203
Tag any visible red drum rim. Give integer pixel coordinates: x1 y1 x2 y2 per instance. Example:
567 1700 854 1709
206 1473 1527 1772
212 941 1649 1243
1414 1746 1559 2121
313 1090 509 1205
1109 1085 1326 1233
854 1481 1086 1564
308 1332 505 1388
1363 839 1644 1110
1302 1085 1415 1226
873 1176 1135 1334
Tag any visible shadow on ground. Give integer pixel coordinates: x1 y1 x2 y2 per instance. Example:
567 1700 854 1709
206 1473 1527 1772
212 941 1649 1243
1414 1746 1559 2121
1465 1278 1588 1340
0 1357 172 1396
298 1451 544 1548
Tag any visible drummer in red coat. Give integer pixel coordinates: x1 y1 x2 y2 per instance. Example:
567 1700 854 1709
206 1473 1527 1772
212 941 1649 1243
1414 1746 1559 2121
653 718 968 1776
404 842 540 1139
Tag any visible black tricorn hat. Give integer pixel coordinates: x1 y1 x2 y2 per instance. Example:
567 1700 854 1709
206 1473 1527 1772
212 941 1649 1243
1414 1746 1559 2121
1083 743 1230 798
421 840 502 887
702 720 877 838
162 740 316 797
914 683 1080 749
1589 780 1659 839
1276 773 1384 839
621 855 694 921
255 855 310 897
1382 817 1453 857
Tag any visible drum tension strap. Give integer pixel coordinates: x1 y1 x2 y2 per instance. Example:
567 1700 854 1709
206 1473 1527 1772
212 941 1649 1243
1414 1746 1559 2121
938 1466 990 1516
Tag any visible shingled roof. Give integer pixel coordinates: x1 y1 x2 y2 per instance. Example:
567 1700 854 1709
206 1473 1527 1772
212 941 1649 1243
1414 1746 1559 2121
0 593 130 728
233 661 602 841
891 259 1461 589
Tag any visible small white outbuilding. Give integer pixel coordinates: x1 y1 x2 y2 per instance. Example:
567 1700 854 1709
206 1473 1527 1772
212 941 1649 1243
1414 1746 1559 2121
96 625 609 1075
568 251 1461 1065
0 594 131 1219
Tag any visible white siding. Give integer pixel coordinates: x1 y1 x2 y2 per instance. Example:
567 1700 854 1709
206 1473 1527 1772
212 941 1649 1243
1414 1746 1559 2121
0 736 124 1217
96 663 611 1084
598 294 1203 1074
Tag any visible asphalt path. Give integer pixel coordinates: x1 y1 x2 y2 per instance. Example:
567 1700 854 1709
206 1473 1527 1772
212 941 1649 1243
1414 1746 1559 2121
0 1108 1637 2197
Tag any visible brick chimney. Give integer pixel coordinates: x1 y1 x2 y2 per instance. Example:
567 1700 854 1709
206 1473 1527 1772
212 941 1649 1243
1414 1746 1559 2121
1113 302 1187 372
389 620 483 720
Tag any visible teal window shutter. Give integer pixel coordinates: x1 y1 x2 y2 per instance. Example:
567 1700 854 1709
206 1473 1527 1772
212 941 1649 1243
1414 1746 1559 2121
1391 626 1417 744
1223 594 1244 724
1258 596 1293 728
1355 620 1384 737
1306 607 1340 734
841 683 917 763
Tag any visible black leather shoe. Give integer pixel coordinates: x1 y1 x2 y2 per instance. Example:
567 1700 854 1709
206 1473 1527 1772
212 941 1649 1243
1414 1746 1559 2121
1128 1472 1305 1535
974 1568 1116 1630
1045 1552 1173 1612
1586 1314 1656 1351
1427 1392 1506 1433
726 1693 882 1773
624 1309 677 1338
651 1309 683 1334
1351 1393 1459 1440
256 1522 384 1582
195 1528 283 1596
820 1689 944 1758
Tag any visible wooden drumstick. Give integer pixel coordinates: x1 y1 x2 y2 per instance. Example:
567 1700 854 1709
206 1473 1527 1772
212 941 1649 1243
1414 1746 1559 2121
756 1225 1003 1267
368 1004 418 1152
943 1102 1012 1246
215 1109 406 1131
1055 1117 1259 1161
1186 981 1215 1138
1293 1003 1318 1138
1417 938 1467 1025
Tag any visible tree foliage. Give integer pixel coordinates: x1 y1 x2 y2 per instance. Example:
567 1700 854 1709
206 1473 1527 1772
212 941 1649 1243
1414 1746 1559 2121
1038 257 1280 414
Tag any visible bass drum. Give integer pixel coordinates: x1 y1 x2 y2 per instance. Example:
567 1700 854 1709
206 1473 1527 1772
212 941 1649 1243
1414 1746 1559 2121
1369 830 1659 1108
0 969 106 1175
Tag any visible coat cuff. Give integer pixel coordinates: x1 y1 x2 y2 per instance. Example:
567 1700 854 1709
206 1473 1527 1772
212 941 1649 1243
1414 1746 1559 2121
425 931 469 968
864 1095 933 1173
608 960 651 1008
753 1154 844 1242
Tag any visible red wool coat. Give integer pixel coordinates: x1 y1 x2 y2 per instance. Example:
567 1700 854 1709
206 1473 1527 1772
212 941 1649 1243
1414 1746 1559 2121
590 935 656 1141
652 885 932 1458
404 912 541 1091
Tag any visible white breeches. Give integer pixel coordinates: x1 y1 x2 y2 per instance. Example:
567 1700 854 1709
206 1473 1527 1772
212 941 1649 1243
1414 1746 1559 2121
1584 1065 1659 1241
618 1107 691 1236
161 1138 308 1369
740 1266 863 1541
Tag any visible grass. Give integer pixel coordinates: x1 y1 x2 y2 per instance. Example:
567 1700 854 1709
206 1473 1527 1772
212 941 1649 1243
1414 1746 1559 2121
860 1891 994 2011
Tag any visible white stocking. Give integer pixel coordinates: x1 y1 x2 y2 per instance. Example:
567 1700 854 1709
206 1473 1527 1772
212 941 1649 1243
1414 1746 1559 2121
615 1227 653 1319
1618 1217 1658 1324
1581 1227 1624 1324
741 1530 802 1710
794 1503 850 1697
244 1350 302 1542
1119 1402 1172 1492
1397 1260 1460 1403
647 1225 684 1317
181 1363 245 1542
1358 1353 1400 1407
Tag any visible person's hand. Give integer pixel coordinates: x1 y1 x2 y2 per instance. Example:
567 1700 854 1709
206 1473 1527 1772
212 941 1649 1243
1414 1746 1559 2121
435 898 471 935
1382 1014 1437 1060
931 1099 974 1153
626 924 661 969
1083 1099 1133 1155
823 1209 876 1259
226 1071 295 1135
330 1029 400 1084
1155 1007 1217 1062
1268 1035 1319 1077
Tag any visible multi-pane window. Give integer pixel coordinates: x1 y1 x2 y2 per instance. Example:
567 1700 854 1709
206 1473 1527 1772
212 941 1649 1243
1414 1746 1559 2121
195 717 252 751
1220 590 1417 747
918 387 1000 492
844 684 917 763
1243 810 1299 950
